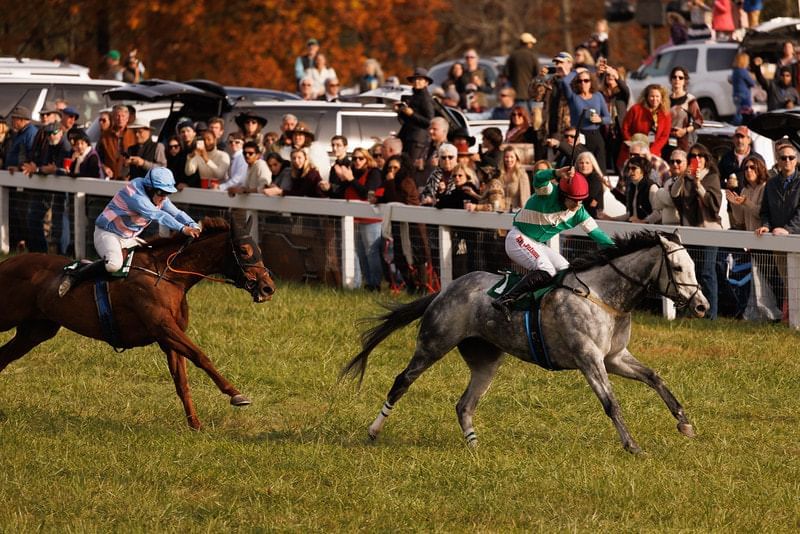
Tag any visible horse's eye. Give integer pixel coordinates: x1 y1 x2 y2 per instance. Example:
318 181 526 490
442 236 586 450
673 266 682 273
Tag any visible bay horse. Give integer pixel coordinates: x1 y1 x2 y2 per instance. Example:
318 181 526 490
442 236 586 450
0 216 275 429
342 231 709 454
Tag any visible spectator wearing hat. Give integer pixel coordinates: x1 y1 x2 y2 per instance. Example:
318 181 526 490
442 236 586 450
30 102 63 165
126 121 167 179
21 120 72 253
185 127 230 188
504 33 540 103
60 106 80 134
295 38 320 82
100 49 124 80
717 125 764 192
547 51 575 137
449 128 479 172
396 67 436 168
4 106 37 171
97 103 136 180
284 122 331 182
235 111 268 151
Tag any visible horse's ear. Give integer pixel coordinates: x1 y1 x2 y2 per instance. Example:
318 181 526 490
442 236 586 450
671 228 682 244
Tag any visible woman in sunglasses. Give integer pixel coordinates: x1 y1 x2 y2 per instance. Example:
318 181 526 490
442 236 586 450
58 167 201 297
667 66 703 157
670 143 722 319
559 68 611 172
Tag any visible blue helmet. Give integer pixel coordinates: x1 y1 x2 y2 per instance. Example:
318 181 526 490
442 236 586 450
144 167 177 193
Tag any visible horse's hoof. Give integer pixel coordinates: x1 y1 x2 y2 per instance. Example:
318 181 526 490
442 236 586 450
678 422 696 438
625 443 644 455
367 428 378 441
230 394 251 406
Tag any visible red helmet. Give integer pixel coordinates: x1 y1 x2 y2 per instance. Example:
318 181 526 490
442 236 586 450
559 172 589 200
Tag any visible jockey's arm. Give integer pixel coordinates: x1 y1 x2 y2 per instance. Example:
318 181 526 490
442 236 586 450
578 210 615 248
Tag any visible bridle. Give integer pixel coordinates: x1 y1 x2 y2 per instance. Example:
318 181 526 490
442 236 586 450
604 239 701 309
147 233 271 294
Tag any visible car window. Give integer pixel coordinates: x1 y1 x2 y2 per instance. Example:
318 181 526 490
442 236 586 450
641 51 676 77
50 85 113 125
670 49 698 72
0 85 43 117
340 114 399 150
707 47 737 72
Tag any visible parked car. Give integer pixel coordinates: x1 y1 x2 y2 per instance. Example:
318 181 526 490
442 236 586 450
627 41 740 120
105 80 412 152
740 17 800 64
0 57 123 126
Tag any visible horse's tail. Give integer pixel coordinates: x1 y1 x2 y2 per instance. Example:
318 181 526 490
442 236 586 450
340 292 438 387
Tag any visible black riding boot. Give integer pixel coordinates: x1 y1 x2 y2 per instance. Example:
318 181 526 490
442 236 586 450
58 260 108 297
491 270 553 322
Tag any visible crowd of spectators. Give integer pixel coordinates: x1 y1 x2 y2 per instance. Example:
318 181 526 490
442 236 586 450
0 13 798 319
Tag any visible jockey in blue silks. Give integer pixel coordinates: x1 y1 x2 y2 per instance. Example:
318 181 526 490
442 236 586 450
58 167 201 297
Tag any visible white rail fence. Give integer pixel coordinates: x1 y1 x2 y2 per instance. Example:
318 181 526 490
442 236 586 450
1 171 799 328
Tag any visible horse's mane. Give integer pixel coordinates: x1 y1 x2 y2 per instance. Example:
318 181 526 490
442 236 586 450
570 230 678 272
143 217 230 249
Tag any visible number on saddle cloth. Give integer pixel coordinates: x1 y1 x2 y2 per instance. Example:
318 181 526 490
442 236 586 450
487 271 564 311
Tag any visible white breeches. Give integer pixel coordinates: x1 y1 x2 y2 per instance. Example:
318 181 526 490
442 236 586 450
504 227 569 276
94 227 141 272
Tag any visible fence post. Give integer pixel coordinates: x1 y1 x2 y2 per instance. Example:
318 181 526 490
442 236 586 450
439 225 452 287
788 252 800 329
247 209 259 241
73 192 86 258
341 215 356 288
662 297 676 320
0 186 8 254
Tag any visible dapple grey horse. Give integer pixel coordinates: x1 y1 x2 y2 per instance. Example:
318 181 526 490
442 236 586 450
342 231 709 454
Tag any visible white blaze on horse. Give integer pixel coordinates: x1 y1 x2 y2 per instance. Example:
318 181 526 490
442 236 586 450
342 231 709 454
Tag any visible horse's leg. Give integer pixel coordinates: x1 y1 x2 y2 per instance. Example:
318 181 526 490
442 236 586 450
162 346 201 430
368 342 448 440
156 320 248 405
0 320 60 373
579 357 642 454
605 349 695 438
456 339 503 448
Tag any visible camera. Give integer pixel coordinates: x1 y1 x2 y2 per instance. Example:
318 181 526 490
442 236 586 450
546 66 557 75
335 157 352 168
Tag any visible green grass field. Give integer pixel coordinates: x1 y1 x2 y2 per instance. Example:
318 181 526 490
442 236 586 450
0 281 798 531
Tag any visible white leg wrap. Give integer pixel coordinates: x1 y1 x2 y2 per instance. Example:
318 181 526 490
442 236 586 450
464 427 478 447
368 400 393 438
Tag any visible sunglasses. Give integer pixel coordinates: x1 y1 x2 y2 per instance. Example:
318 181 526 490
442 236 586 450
353 155 366 161
688 153 703 159
47 130 60 136
99 118 110 123
243 151 257 156
500 93 512 97
440 155 456 160
578 78 591 83
780 155 797 161
511 112 524 117
744 164 756 170
733 133 747 138
373 152 384 157
154 190 170 197
669 159 685 165
671 75 685 80
168 144 180 149
387 165 401 171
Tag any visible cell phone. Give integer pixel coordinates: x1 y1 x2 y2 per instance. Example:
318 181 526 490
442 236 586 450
689 158 699 176
196 139 205 149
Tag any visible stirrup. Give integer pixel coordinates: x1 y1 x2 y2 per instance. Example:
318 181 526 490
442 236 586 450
57 275 75 298
491 298 513 322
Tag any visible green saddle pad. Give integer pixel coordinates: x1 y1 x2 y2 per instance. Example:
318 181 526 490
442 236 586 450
487 271 566 311
63 248 137 278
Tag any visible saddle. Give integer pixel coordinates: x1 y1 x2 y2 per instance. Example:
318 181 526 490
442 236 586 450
488 271 566 371
62 248 137 279
487 270 566 310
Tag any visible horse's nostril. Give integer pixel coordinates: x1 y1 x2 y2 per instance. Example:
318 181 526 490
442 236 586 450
696 304 707 312
263 285 274 295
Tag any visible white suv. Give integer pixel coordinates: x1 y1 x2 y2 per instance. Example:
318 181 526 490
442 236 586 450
627 41 739 121
0 57 122 126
